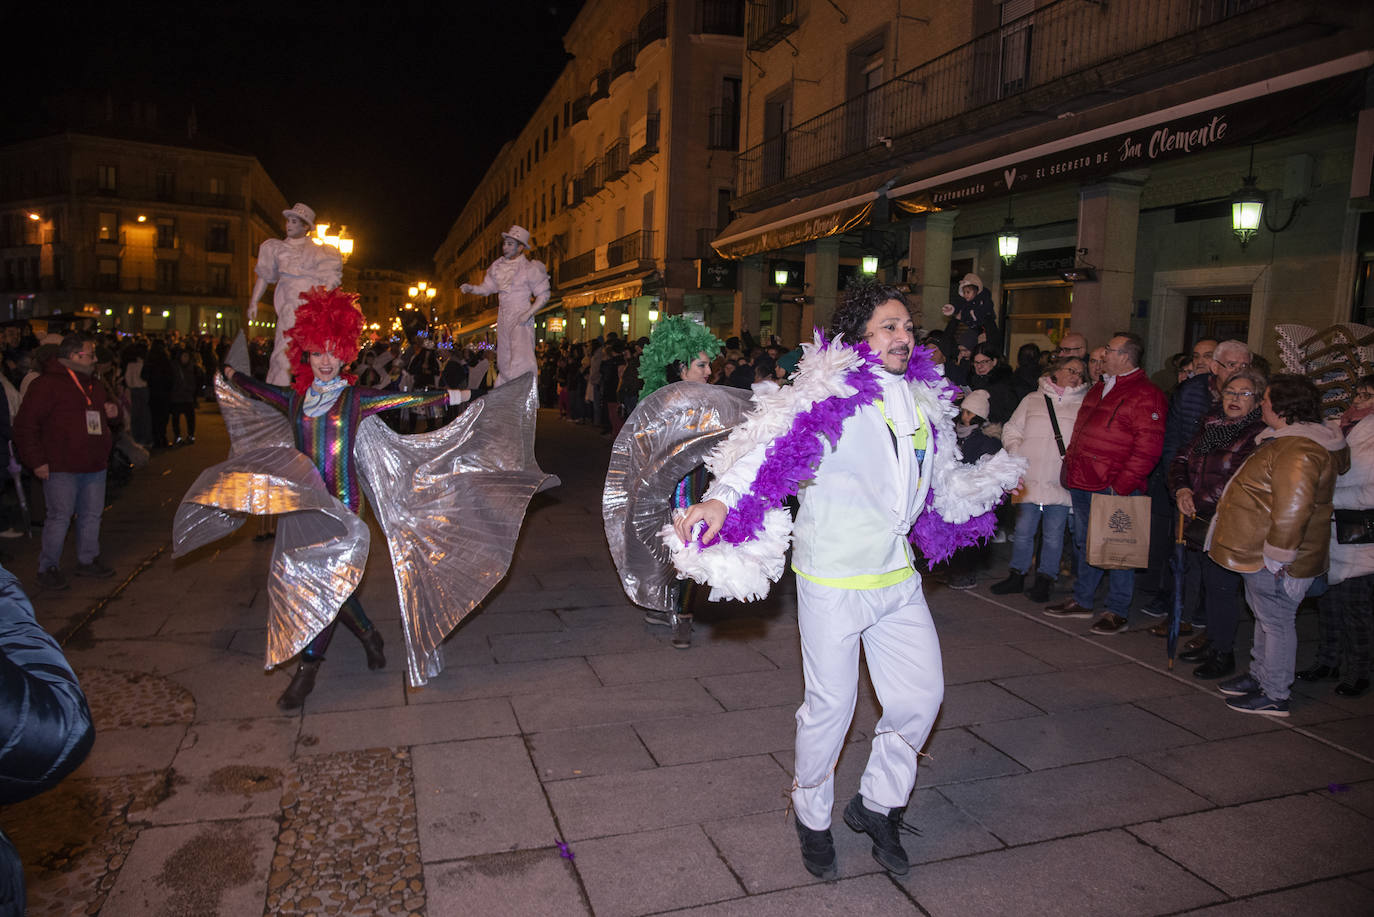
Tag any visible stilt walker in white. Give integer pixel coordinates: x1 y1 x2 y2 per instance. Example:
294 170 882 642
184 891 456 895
672 282 1024 879
460 225 549 387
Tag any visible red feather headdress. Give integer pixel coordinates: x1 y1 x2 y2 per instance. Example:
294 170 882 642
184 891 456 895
285 286 365 394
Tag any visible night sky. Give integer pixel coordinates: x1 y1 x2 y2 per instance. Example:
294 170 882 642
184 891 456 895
9 4 586 273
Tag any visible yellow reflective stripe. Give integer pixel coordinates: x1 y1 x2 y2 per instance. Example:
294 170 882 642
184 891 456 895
792 564 915 590
874 399 929 450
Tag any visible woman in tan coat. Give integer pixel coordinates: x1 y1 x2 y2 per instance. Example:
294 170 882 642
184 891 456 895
1207 375 1349 717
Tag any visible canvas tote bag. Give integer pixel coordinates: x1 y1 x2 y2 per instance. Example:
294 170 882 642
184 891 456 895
1086 492 1151 569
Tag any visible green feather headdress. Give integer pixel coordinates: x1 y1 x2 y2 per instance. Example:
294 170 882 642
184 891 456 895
638 316 724 398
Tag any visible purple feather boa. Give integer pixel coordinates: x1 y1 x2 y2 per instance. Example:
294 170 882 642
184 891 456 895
715 333 995 563
717 336 881 545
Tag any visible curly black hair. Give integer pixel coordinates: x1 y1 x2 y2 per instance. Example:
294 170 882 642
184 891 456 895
1265 373 1322 425
829 280 910 343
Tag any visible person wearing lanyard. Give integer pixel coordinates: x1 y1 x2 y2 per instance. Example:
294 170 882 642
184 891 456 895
13 334 121 591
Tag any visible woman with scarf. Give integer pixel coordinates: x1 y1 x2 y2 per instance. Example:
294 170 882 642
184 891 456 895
223 287 471 709
1167 368 1268 679
1297 373 1374 697
1207 374 1349 716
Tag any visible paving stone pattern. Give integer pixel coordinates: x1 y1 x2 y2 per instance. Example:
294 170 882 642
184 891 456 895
1 404 1372 915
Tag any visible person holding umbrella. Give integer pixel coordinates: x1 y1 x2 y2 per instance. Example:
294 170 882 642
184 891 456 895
1166 368 1268 678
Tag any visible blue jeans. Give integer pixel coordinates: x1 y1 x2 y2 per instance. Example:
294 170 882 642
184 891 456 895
39 471 106 572
1009 502 1070 578
1242 568 1313 701
1069 487 1136 617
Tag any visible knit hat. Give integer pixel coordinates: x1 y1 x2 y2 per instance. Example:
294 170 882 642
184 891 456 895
961 389 991 420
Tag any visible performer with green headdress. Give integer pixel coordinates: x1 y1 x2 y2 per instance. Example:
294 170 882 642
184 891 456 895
603 315 729 649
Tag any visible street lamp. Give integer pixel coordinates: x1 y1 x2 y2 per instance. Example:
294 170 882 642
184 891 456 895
410 281 438 323
313 222 355 262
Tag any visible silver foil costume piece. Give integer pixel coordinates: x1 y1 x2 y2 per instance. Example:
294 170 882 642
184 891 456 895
174 373 557 687
355 378 558 684
602 382 752 612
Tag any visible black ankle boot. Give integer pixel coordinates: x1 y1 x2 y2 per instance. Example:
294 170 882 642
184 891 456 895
278 659 323 710
361 628 386 670
989 571 1025 595
1024 573 1054 603
1192 651 1235 680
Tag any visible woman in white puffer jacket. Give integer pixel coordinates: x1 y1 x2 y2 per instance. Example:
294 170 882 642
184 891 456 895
991 358 1090 602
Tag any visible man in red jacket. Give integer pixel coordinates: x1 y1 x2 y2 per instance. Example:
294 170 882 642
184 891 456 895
1046 332 1166 634
13 334 119 590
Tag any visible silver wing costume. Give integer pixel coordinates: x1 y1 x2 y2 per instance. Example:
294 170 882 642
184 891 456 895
174 373 557 687
602 382 752 612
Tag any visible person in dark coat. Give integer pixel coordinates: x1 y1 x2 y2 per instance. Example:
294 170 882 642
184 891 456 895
0 567 94 913
142 339 174 448
967 343 1019 425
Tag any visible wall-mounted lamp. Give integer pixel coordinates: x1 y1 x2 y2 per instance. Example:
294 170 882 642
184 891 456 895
1059 249 1097 283
774 267 789 286
1231 146 1306 250
861 255 879 274
997 196 1020 265
648 309 660 322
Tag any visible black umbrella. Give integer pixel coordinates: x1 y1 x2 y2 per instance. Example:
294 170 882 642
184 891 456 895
1167 511 1187 669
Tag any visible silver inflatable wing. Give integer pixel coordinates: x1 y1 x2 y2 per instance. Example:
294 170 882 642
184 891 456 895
602 383 752 613
172 446 370 668
214 372 295 455
355 374 559 687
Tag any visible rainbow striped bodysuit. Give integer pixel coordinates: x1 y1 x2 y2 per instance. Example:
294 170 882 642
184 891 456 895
233 375 449 512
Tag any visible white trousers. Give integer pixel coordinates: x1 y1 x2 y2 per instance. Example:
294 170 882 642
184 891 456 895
791 574 944 830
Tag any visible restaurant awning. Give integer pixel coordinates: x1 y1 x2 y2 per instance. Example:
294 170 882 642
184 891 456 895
710 168 906 260
559 273 656 309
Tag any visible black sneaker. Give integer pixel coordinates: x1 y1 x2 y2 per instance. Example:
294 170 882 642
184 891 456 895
842 793 915 877
74 558 116 578
794 817 837 880
36 567 69 591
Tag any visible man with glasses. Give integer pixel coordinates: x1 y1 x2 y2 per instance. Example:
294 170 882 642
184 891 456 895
1140 339 1253 619
1048 332 1166 634
1055 332 1088 360
13 334 121 590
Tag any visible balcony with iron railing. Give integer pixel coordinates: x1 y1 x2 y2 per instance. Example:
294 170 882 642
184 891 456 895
638 3 668 49
571 95 591 125
736 0 1301 199
604 139 630 182
582 159 604 197
558 250 597 285
746 0 796 52
630 113 661 163
589 70 611 104
611 40 637 79
557 230 658 287
697 0 745 36
607 229 654 267
709 107 740 151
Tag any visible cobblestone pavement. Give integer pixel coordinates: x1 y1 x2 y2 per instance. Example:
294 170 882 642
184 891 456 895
2 401 1372 915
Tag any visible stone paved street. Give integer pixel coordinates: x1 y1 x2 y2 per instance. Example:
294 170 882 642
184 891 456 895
3 401 1372 915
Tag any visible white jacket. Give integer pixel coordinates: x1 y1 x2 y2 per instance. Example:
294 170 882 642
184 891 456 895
1329 413 1374 585
1000 377 1088 507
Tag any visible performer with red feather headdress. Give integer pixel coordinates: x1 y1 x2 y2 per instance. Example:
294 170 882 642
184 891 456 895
220 286 472 708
